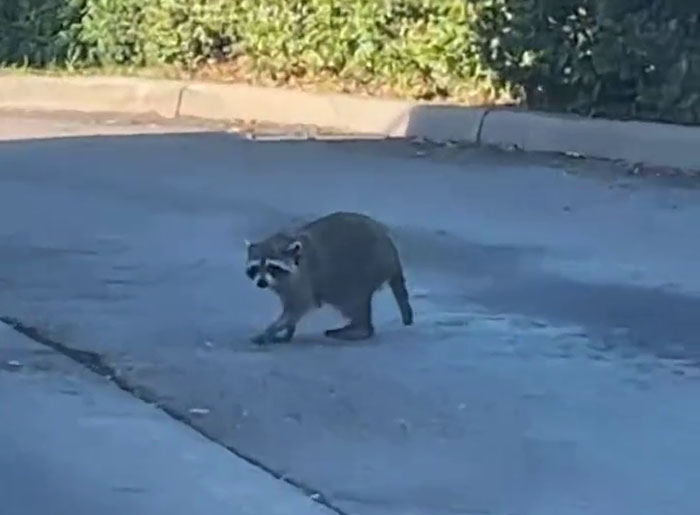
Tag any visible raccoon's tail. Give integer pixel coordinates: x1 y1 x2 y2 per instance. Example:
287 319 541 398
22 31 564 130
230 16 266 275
388 267 414 326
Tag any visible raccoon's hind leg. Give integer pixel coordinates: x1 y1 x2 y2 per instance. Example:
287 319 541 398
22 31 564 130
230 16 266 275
389 270 414 326
325 296 375 341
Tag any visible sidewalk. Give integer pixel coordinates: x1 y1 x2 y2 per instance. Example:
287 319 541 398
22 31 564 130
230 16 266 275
1 74 699 170
0 322 333 515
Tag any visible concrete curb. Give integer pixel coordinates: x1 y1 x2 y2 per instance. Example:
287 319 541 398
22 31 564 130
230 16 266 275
480 109 700 170
0 75 185 119
1 74 698 170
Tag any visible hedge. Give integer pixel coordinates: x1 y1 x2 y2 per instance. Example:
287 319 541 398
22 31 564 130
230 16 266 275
1 0 699 125
75 0 499 101
476 0 700 124
0 0 83 66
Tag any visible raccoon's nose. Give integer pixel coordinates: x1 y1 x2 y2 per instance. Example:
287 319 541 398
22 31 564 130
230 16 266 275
256 278 268 288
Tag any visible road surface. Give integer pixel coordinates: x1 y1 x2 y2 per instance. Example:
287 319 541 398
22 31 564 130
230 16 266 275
1 110 699 515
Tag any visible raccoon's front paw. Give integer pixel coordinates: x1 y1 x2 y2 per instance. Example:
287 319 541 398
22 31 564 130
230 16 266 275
251 326 295 345
250 332 270 345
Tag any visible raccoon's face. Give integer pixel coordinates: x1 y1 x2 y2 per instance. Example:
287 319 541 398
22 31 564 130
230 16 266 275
244 235 303 290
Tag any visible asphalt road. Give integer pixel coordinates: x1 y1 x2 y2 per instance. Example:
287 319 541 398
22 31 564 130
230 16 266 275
1 111 700 515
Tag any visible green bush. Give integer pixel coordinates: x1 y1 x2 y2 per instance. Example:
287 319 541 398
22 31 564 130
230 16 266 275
78 0 241 67
0 0 84 66
78 0 147 65
232 0 496 99
76 0 498 100
476 0 700 124
0 0 508 101
2 0 699 124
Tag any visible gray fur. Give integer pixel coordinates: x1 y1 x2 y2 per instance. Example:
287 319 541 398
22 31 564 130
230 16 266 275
244 211 414 344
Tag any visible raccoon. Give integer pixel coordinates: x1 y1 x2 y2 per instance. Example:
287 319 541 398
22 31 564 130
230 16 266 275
244 211 414 344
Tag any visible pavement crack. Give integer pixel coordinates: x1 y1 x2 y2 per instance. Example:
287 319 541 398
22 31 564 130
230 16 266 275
475 107 492 145
174 85 186 118
0 315 349 515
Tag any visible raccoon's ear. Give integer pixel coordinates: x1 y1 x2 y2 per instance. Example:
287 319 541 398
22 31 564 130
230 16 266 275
244 239 252 249
285 240 302 256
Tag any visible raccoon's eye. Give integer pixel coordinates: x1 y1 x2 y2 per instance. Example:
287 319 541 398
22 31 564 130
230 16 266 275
267 263 290 278
245 265 259 279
